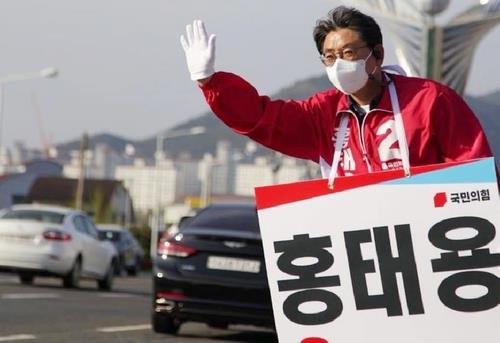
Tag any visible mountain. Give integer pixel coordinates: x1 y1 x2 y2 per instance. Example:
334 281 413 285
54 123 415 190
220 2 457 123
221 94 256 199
475 90 500 108
466 93 500 162
55 75 499 165
56 133 132 153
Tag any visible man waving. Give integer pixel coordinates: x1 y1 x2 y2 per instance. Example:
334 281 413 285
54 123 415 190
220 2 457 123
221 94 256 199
181 7 494 187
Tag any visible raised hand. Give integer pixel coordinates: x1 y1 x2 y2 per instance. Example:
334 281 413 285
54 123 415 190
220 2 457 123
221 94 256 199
180 20 216 81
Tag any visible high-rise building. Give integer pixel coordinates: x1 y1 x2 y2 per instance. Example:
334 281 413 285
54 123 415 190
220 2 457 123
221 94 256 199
115 158 177 214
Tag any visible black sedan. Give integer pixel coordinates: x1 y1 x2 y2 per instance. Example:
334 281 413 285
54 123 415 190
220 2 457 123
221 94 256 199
152 203 274 334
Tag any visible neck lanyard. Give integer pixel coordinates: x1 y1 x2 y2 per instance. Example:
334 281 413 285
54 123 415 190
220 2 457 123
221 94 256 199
327 77 411 189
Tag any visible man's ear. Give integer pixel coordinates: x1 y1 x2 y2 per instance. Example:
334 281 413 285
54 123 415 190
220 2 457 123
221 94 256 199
373 45 384 63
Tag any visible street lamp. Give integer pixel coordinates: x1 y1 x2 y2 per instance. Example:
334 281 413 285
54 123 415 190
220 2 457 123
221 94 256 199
150 126 206 258
0 67 58 162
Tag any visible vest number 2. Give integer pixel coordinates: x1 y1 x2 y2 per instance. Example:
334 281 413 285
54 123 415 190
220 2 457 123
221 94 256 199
376 119 402 168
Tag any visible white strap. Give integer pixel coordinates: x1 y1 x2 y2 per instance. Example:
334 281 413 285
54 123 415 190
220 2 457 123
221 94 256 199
328 114 349 189
387 78 411 177
382 65 407 76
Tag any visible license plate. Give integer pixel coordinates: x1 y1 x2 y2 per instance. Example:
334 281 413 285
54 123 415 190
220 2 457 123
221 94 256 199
207 256 260 273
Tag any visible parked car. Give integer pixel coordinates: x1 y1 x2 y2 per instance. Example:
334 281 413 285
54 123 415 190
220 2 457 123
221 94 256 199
97 224 144 276
0 204 117 290
152 203 274 334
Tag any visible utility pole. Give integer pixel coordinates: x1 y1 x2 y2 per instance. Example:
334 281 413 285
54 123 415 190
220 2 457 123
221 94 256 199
75 133 89 210
150 133 165 259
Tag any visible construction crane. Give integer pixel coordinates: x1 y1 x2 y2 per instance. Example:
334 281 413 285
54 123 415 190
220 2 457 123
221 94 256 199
31 91 54 158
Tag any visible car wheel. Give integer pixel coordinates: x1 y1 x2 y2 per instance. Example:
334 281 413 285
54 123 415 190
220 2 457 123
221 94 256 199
126 257 140 276
97 261 114 291
152 311 180 335
19 273 34 285
63 258 81 288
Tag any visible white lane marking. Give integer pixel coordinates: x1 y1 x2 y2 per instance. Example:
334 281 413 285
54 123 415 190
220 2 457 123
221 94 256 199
1 293 60 300
96 324 151 333
97 293 133 298
0 334 36 342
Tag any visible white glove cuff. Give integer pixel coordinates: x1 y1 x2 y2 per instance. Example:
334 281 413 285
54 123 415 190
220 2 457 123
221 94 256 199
190 67 215 81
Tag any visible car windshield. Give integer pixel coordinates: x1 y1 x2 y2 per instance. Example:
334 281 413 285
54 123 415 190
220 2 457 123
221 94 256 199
1 209 65 224
99 230 121 242
186 206 260 232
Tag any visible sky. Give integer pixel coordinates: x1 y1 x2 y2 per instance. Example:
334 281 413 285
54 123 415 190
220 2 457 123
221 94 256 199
0 0 498 150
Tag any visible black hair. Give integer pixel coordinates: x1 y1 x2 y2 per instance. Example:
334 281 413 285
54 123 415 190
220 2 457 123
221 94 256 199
313 6 383 55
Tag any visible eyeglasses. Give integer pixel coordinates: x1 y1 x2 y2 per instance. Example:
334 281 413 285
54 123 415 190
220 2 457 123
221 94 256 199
320 45 369 66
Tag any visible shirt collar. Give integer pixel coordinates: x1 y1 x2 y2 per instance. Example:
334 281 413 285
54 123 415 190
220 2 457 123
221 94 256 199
337 72 395 114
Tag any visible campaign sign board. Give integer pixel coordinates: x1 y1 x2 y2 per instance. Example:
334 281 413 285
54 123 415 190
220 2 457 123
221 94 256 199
254 158 499 343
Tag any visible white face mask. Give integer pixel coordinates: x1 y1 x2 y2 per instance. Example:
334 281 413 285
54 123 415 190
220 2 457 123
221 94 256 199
326 51 373 95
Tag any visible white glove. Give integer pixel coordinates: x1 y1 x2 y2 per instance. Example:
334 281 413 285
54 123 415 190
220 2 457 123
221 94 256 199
180 20 216 81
